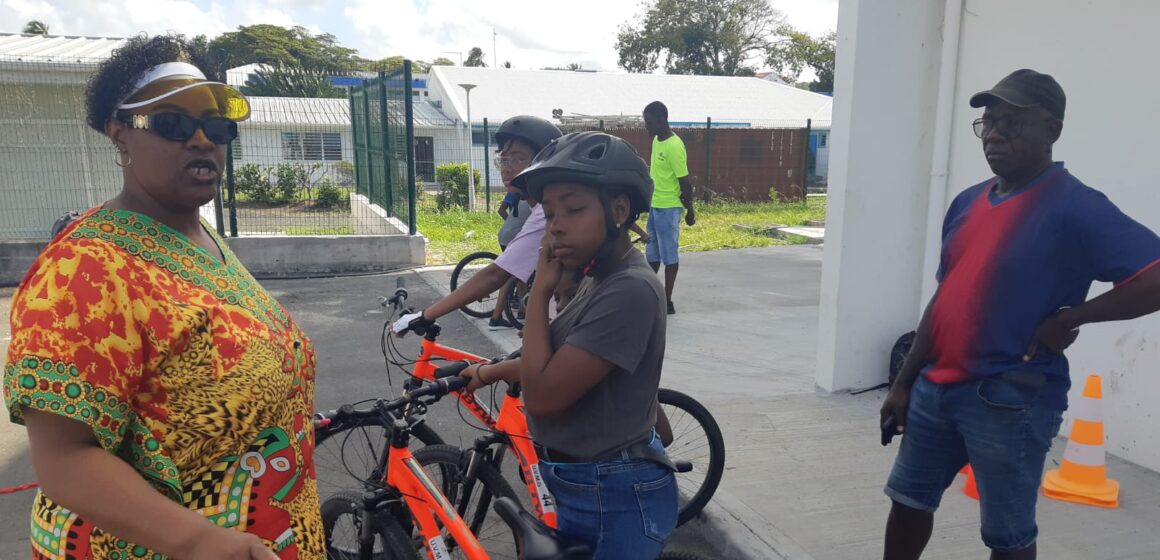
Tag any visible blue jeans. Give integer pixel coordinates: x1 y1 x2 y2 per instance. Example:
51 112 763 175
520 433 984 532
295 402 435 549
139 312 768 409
645 207 683 266
885 375 1064 552
541 440 678 559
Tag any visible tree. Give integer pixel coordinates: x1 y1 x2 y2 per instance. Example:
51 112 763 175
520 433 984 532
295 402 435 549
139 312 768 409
615 0 784 76
23 21 49 35
432 57 456 67
208 25 361 75
464 47 487 67
766 28 835 92
503 61 512 69
241 64 343 98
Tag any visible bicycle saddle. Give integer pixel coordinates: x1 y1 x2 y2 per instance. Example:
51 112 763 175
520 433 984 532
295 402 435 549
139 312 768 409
493 497 590 560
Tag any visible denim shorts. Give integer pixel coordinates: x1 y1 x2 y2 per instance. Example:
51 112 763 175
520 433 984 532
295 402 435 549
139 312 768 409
885 375 1064 552
645 207 683 266
541 439 678 559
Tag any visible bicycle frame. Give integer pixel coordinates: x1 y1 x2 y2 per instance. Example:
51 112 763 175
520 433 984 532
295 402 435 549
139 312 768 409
411 334 558 528
386 440 489 559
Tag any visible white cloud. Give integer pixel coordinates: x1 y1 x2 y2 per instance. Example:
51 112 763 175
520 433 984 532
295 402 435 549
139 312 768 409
343 0 641 70
1 0 315 39
343 0 838 71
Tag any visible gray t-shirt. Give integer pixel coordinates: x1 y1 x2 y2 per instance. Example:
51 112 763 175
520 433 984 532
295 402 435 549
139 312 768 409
498 200 533 248
527 250 667 460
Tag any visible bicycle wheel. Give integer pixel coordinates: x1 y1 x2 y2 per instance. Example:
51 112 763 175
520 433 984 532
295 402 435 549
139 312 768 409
410 444 521 560
501 274 533 330
450 251 499 318
314 416 444 499
321 490 419 560
658 388 725 526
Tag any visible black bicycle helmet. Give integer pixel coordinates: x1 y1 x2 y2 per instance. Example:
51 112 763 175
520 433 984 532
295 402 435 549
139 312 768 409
494 115 562 155
511 131 653 215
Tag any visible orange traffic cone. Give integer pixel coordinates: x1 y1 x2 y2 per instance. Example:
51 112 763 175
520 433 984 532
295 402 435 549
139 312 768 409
1042 374 1119 508
962 465 978 500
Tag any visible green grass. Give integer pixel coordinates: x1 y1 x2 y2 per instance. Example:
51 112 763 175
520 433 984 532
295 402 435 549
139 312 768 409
417 196 826 266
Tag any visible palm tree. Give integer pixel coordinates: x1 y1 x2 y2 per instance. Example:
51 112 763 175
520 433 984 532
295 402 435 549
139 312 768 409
23 21 50 36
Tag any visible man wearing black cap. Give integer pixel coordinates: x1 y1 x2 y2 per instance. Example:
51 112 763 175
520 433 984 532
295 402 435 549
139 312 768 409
878 69 1160 559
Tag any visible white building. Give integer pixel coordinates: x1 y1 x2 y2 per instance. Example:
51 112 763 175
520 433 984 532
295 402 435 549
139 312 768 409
425 66 835 188
0 34 127 239
818 0 1160 471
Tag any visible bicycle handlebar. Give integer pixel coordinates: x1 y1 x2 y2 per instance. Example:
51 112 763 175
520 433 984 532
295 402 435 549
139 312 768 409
314 374 469 427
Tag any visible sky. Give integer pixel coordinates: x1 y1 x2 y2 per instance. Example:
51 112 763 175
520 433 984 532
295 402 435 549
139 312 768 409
2 0 839 72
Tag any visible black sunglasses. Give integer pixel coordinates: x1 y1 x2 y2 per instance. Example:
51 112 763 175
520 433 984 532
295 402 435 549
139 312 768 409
120 112 238 145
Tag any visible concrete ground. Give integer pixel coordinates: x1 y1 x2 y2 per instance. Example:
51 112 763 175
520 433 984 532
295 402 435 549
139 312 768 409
5 245 1160 559
0 275 712 558
428 246 1160 560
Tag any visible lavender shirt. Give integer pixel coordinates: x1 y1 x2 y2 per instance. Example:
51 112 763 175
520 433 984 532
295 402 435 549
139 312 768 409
494 204 545 284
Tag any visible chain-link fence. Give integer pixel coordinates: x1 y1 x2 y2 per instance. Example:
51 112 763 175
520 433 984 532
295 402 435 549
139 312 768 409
0 45 418 240
557 117 831 201
1 53 123 240
348 65 417 235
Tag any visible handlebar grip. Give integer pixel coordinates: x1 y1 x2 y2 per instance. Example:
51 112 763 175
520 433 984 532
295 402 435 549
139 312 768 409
396 277 405 289
433 361 472 379
443 375 470 392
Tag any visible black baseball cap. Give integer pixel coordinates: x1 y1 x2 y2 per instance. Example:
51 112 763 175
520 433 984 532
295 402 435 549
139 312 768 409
969 69 1066 121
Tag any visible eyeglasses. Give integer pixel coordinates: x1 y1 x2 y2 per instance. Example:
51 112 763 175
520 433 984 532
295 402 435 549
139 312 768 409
972 116 1024 139
493 155 531 170
120 112 239 145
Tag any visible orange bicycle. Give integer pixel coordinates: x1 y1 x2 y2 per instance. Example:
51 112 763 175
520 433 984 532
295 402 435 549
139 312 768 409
316 366 586 560
317 278 724 530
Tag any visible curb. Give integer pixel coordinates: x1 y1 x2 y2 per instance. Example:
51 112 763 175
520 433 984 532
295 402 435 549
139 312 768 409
412 267 813 560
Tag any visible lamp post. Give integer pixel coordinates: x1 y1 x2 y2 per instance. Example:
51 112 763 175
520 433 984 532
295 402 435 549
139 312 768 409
459 83 478 210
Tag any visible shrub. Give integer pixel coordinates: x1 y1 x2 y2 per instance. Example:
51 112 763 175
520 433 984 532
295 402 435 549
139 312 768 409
334 161 356 186
434 163 482 211
274 163 310 203
235 164 277 203
314 179 346 209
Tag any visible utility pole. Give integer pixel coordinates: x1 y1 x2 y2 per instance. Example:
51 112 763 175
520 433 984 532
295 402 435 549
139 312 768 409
492 29 497 68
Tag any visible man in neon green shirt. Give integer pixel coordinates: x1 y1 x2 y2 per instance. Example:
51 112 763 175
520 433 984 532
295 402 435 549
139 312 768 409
643 101 696 315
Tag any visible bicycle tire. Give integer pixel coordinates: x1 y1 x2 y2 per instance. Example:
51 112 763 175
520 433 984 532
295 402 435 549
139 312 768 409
450 251 499 318
411 444 522 560
501 273 533 330
321 490 419 560
658 388 725 526
314 415 444 498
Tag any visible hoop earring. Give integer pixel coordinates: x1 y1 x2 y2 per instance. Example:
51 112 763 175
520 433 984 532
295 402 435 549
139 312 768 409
114 152 132 168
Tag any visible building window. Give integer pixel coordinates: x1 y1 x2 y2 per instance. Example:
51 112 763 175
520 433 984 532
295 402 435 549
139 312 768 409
415 136 435 182
471 129 499 146
283 132 342 161
819 133 827 148
740 137 762 161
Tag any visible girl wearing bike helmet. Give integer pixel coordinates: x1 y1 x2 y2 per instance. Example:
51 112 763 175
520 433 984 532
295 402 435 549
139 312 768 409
394 115 560 332
461 132 677 558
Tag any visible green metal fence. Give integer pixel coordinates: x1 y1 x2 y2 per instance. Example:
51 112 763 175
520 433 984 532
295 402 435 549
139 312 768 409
350 64 417 235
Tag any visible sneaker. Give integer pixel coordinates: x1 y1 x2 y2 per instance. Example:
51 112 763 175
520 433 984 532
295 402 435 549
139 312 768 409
667 301 676 315
488 318 515 331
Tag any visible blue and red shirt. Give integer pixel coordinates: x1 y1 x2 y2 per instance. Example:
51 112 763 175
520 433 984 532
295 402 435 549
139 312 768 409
925 163 1160 409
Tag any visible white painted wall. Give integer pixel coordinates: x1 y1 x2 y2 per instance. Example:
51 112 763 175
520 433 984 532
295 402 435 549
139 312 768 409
816 0 944 391
822 0 1160 471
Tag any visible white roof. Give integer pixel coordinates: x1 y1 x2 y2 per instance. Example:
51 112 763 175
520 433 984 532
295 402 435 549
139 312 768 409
0 33 126 67
429 66 833 128
247 96 455 128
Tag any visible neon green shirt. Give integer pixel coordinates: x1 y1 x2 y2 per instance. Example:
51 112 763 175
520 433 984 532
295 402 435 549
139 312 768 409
650 134 689 208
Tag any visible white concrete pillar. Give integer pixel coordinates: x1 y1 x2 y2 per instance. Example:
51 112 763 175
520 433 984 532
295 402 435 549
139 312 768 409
815 0 949 391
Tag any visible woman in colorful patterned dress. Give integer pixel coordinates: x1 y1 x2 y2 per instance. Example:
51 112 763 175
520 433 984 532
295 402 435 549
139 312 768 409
3 35 323 560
